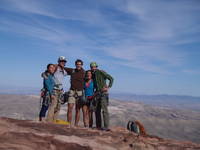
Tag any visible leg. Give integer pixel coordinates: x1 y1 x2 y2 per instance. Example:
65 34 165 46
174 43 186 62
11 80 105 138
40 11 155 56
67 90 76 125
101 94 109 129
89 99 96 128
53 90 62 121
47 95 57 122
82 105 89 127
89 110 93 128
75 90 83 127
67 103 74 125
75 103 81 127
53 102 61 121
39 105 48 121
95 99 102 128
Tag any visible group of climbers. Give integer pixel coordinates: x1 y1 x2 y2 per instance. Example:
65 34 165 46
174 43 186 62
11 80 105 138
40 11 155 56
39 56 114 131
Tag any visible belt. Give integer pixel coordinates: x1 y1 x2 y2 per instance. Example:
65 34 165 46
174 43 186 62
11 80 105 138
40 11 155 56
70 88 83 91
53 88 63 91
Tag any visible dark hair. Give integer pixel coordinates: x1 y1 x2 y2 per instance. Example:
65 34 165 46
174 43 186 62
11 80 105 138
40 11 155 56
86 70 92 74
75 59 83 65
47 64 54 70
85 70 92 81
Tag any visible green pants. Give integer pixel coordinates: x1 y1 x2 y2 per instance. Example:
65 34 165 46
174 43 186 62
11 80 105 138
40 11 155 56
47 90 62 122
95 93 109 128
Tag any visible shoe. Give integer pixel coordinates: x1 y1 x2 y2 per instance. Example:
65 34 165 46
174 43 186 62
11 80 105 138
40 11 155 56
101 128 110 132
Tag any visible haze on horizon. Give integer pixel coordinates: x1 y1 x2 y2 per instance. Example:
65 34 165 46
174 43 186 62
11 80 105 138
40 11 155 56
0 0 200 96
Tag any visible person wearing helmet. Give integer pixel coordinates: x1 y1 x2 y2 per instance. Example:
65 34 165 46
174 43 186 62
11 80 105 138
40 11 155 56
90 62 114 131
53 56 68 90
64 59 85 127
42 56 68 122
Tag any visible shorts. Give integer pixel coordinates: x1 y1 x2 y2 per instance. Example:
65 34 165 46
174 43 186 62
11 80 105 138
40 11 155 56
68 90 83 104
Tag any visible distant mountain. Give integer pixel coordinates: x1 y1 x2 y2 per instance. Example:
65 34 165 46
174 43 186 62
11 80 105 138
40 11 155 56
110 93 200 111
1 87 199 112
0 86 39 95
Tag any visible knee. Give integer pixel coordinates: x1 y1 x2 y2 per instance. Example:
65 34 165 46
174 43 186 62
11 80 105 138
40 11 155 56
83 110 87 116
75 104 81 111
102 108 108 114
76 109 80 113
68 107 73 113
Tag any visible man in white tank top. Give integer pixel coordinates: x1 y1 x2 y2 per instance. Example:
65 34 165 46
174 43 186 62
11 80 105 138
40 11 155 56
45 56 67 122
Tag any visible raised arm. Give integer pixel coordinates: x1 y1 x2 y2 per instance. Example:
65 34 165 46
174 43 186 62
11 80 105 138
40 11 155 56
64 67 74 75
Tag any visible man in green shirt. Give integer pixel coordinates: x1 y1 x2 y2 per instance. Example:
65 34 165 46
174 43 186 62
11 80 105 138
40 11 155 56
90 62 114 131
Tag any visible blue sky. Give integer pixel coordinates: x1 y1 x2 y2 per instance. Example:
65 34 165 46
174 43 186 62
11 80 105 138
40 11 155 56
0 0 200 96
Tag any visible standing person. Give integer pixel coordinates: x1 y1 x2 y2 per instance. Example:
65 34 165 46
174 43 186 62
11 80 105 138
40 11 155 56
42 56 68 122
65 59 85 127
90 62 114 131
39 64 56 122
84 70 95 128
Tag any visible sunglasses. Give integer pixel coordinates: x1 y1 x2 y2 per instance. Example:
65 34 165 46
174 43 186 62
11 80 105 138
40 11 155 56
60 61 67 63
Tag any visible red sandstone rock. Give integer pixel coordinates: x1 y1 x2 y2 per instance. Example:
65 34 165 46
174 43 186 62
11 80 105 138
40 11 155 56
0 117 199 150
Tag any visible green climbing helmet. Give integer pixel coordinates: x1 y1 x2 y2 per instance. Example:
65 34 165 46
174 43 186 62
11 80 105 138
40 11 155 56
90 62 98 68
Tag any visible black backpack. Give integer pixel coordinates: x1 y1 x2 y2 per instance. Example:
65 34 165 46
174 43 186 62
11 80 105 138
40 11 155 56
127 120 140 134
59 91 69 105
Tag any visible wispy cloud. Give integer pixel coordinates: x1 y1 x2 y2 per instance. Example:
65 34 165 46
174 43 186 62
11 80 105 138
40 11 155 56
122 0 200 40
103 43 185 74
99 0 200 73
0 0 105 24
0 0 199 74
183 69 200 75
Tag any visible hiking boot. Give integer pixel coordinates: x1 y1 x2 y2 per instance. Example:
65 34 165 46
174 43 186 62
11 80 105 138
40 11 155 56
101 128 111 132
96 127 102 130
39 117 46 123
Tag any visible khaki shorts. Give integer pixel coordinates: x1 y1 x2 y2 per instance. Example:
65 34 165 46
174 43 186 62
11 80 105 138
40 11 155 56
68 90 83 104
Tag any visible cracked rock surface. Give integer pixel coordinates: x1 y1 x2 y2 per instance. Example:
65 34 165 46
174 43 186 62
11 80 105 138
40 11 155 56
0 117 200 150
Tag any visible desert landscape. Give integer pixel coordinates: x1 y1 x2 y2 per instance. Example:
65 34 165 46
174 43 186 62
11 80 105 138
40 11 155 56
0 94 199 144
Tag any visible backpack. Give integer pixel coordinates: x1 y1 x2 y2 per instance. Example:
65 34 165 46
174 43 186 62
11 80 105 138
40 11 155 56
127 120 147 136
127 120 140 134
59 91 69 105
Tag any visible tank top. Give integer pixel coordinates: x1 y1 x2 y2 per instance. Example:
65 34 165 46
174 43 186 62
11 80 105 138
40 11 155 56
84 80 94 97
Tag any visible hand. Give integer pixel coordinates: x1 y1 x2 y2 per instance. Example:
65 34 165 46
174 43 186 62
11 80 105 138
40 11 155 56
102 87 109 92
40 91 45 97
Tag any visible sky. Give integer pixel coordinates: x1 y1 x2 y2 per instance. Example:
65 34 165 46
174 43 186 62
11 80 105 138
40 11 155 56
0 0 200 96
